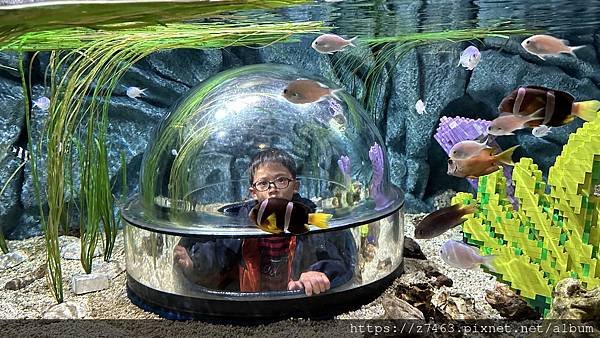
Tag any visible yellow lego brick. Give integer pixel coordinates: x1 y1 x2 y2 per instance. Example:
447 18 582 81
456 112 600 317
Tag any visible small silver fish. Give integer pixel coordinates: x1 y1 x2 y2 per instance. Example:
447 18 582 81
311 34 357 54
521 34 584 60
415 99 426 114
32 96 50 111
457 46 481 70
439 239 496 271
532 125 551 138
126 86 147 99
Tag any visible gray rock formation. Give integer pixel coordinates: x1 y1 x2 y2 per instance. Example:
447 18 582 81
485 283 540 319
0 55 25 237
381 294 424 319
547 278 600 320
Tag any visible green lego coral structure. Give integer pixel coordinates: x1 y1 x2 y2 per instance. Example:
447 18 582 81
451 112 600 317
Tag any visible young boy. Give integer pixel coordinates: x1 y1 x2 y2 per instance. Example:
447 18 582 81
174 148 356 295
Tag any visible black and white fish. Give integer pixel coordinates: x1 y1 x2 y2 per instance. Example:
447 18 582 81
11 146 30 161
248 197 331 235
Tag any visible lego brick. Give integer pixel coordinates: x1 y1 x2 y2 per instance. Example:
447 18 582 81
452 112 600 317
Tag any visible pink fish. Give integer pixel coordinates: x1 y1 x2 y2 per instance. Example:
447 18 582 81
487 114 544 136
311 34 357 54
283 79 342 104
447 145 519 178
521 34 585 60
449 138 491 160
439 240 496 271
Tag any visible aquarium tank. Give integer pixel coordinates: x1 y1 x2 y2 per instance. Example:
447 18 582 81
1 0 600 323
122 64 404 318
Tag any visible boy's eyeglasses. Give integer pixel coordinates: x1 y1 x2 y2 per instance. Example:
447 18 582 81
252 177 294 192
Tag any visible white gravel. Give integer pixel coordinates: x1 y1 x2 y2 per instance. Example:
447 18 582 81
0 213 501 335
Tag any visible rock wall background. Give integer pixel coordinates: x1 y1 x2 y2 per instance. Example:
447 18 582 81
1 0 600 238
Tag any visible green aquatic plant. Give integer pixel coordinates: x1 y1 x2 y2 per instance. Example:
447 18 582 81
0 0 313 43
452 112 600 316
4 19 325 303
18 55 60 302
0 228 7 253
168 121 216 212
332 27 533 120
75 135 100 274
98 136 117 263
0 21 324 52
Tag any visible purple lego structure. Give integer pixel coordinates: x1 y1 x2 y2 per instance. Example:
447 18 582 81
434 116 517 208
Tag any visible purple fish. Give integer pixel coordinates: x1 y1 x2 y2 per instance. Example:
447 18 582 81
457 46 481 70
32 96 50 111
439 240 495 271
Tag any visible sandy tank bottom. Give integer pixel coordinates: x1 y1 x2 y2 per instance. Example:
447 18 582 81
0 214 500 336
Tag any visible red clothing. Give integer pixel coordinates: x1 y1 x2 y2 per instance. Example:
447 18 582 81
258 237 290 257
240 237 297 292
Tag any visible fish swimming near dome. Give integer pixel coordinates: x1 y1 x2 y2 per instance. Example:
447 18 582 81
487 114 545 136
414 203 477 239
311 33 357 54
248 198 332 235
283 79 342 104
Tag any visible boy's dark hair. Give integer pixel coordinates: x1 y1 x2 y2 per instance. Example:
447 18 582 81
249 148 297 183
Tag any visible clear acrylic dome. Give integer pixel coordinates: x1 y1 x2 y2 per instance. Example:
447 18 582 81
122 64 405 318
125 64 402 236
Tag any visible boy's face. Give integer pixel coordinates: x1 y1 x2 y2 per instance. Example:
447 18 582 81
250 162 299 202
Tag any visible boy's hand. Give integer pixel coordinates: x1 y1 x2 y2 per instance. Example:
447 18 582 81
288 271 330 296
173 245 193 270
